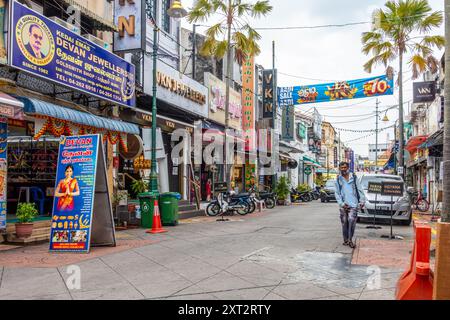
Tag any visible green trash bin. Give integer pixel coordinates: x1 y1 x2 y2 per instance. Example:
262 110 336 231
138 192 158 228
159 192 181 226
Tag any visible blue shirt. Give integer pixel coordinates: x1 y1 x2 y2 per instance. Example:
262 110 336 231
334 174 366 208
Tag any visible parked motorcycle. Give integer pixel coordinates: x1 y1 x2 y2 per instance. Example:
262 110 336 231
290 188 312 202
258 191 277 209
311 189 320 200
206 192 251 216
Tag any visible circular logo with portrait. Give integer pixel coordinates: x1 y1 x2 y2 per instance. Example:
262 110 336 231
121 72 136 103
15 15 55 66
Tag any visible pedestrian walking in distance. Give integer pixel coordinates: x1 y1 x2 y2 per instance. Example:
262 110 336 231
334 162 366 249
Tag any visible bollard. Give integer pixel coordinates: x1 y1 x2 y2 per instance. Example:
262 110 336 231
396 221 433 300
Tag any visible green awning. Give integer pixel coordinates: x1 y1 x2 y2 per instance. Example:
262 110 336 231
303 156 321 167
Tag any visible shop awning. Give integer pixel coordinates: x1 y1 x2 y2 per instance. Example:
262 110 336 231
405 135 428 153
18 97 139 135
303 155 321 167
423 129 443 148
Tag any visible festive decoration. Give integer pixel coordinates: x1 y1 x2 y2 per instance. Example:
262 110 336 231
31 116 127 148
33 117 52 140
119 134 128 153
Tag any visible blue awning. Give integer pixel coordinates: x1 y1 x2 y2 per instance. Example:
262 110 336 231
17 97 139 135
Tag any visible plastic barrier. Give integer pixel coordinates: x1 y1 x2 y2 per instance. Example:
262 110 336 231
396 221 433 300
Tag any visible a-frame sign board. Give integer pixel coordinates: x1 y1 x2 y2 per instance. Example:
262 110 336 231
49 134 116 253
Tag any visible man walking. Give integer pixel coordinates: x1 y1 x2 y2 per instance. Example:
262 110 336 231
334 161 365 248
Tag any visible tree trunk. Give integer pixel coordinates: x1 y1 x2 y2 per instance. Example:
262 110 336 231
432 2 450 300
398 51 405 181
443 1 450 223
224 0 233 189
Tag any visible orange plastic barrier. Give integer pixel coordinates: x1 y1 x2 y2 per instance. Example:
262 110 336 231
396 221 433 300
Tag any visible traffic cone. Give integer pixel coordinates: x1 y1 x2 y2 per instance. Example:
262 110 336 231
146 199 167 234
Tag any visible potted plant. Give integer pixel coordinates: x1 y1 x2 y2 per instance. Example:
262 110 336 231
15 202 39 238
275 176 290 205
131 178 149 196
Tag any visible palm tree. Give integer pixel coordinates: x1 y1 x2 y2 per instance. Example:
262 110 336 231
361 0 444 181
188 0 272 188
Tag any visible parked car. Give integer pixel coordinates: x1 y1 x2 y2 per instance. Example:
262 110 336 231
358 173 412 226
320 180 337 202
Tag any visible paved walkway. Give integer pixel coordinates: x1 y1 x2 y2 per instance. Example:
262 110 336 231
0 202 414 300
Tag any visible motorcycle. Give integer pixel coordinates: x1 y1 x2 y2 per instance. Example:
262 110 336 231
311 189 320 200
290 188 312 202
206 192 251 216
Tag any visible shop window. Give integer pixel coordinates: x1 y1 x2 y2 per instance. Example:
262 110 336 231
161 0 171 33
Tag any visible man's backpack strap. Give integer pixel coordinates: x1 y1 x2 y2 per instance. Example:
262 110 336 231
353 173 361 203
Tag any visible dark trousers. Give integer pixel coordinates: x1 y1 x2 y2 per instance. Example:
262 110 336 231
339 207 358 241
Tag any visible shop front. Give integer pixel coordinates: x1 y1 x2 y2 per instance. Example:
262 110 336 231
119 107 195 199
405 135 429 193
1 96 139 226
142 58 209 201
203 72 243 193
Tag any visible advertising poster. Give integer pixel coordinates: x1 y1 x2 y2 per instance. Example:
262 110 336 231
242 55 255 151
0 118 6 230
9 1 135 108
278 75 393 106
49 135 99 252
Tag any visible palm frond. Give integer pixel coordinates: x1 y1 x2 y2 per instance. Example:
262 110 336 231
421 35 445 50
419 11 444 33
205 22 225 39
187 0 217 23
409 54 427 79
251 0 273 18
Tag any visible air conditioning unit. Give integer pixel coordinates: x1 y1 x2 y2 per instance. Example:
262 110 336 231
49 17 80 35
83 34 111 52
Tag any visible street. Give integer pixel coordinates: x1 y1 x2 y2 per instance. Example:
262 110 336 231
0 202 414 300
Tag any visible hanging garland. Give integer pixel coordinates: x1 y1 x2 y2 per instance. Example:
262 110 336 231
50 118 67 136
32 116 128 148
107 131 121 145
33 117 52 140
119 133 128 153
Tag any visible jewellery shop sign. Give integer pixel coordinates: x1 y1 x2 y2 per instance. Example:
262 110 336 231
9 1 136 108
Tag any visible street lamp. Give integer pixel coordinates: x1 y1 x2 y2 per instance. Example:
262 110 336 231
147 0 187 193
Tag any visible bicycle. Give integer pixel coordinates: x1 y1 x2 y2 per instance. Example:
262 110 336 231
410 190 430 212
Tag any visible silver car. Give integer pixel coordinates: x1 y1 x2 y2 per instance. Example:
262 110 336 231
358 174 412 226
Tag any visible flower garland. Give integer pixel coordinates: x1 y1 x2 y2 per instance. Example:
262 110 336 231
33 117 52 140
119 133 128 153
32 117 128 148
107 131 121 145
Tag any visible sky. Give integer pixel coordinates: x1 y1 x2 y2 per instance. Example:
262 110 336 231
180 0 445 157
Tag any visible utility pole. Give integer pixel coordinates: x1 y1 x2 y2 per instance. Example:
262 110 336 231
338 131 341 163
224 0 232 189
375 103 378 173
192 24 196 80
272 40 277 191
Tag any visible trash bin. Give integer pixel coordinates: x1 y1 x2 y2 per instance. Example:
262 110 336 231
159 192 181 226
138 192 158 228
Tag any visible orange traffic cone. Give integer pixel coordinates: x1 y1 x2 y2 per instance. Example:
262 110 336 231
146 199 167 234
